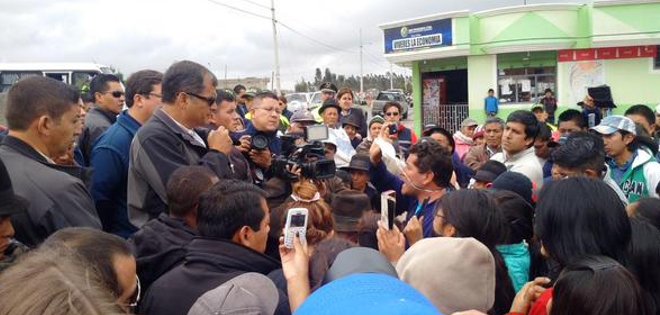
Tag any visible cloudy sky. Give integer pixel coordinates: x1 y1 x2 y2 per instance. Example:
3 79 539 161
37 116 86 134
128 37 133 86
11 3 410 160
0 0 589 90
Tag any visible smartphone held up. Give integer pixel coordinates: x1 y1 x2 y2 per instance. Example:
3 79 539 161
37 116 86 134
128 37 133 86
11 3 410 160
380 190 396 230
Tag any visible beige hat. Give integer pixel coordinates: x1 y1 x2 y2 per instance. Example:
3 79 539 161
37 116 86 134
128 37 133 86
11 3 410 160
396 237 496 314
187 273 279 315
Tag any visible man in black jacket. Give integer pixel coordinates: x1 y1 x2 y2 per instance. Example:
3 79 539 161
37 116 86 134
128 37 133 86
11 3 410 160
78 73 124 166
128 60 235 227
0 76 101 246
141 180 290 315
129 165 218 293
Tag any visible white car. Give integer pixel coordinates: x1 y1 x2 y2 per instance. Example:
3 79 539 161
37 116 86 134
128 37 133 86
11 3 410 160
285 92 311 113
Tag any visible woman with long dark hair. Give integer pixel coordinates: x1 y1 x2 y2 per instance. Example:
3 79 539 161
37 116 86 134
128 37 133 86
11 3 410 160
433 189 515 315
527 177 633 315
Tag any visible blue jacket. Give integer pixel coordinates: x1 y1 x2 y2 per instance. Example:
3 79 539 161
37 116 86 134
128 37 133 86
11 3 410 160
232 120 282 155
497 242 531 293
369 161 438 238
453 152 474 188
91 110 140 238
485 96 499 114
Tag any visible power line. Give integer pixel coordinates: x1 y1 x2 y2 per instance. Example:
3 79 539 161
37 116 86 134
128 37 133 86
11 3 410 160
204 0 270 20
234 0 270 10
278 22 358 55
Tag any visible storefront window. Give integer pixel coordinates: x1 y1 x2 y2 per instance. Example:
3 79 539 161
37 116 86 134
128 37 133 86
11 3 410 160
497 67 556 104
654 45 660 69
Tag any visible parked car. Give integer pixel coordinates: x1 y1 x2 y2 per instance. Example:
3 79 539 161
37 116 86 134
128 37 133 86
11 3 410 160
371 91 409 119
285 92 311 112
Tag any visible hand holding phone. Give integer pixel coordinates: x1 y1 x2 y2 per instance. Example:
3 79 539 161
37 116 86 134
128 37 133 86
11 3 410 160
380 190 396 230
284 208 309 249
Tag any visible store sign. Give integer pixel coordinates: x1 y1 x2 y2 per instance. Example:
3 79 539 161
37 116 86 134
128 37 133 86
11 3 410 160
383 19 452 54
558 46 657 62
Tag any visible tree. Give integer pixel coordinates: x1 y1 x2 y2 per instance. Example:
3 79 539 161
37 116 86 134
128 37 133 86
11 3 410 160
314 68 322 86
299 68 411 93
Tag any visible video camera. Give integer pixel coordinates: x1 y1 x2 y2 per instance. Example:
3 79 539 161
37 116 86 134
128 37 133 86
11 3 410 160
273 125 336 181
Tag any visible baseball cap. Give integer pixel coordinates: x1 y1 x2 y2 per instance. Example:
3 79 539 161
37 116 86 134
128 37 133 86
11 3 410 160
491 172 533 206
396 237 495 314
460 118 479 129
472 160 507 183
296 274 442 315
422 123 448 137
590 115 637 136
187 273 278 315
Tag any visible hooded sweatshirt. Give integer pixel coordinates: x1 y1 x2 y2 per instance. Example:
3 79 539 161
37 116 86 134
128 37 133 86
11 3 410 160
496 242 530 293
453 131 474 161
608 148 660 203
129 213 197 292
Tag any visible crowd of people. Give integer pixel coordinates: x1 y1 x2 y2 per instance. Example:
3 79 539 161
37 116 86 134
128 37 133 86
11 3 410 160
0 59 659 315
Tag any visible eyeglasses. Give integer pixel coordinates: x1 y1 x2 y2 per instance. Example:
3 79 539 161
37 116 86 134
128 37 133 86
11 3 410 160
185 92 216 106
385 112 400 117
147 92 162 98
104 91 125 98
128 275 141 308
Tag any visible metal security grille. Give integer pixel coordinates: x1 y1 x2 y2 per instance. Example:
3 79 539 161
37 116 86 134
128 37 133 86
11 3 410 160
422 103 469 133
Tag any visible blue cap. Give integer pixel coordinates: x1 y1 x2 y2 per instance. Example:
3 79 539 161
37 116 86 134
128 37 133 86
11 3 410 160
296 274 442 315
590 115 636 136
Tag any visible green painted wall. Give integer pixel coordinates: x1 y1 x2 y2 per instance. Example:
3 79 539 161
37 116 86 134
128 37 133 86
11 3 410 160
467 55 497 123
454 17 471 46
599 58 660 108
419 57 468 72
389 2 660 126
412 61 423 135
497 51 557 69
593 3 660 37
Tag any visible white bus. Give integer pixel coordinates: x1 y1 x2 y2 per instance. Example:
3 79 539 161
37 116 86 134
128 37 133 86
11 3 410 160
0 62 114 92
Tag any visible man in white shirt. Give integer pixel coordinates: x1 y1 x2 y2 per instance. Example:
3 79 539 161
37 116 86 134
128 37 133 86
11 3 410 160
491 110 544 190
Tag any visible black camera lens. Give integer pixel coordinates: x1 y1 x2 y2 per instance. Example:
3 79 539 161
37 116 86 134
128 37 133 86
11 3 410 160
251 134 270 150
388 124 398 135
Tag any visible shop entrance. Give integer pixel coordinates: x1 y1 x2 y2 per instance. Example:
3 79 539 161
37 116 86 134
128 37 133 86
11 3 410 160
421 69 468 132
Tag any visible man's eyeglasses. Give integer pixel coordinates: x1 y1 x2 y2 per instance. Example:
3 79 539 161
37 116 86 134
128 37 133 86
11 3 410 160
385 112 400 117
128 275 141 309
147 92 162 98
104 91 125 98
185 92 216 106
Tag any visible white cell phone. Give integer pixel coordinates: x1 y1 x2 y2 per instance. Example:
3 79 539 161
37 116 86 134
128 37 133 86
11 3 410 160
380 190 396 230
284 208 308 249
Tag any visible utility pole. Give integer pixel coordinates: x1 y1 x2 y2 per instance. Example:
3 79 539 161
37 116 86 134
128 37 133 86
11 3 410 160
271 0 281 94
389 63 394 90
224 64 228 89
359 28 364 95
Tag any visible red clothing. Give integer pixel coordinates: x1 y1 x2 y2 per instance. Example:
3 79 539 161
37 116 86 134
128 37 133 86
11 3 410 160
529 288 553 315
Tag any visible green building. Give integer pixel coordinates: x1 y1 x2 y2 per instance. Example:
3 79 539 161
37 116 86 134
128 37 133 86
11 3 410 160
380 0 660 133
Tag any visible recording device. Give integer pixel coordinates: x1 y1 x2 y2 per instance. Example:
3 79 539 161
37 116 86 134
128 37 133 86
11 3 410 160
273 125 336 181
380 190 396 230
388 124 398 135
284 207 308 249
305 124 329 141
250 134 270 151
